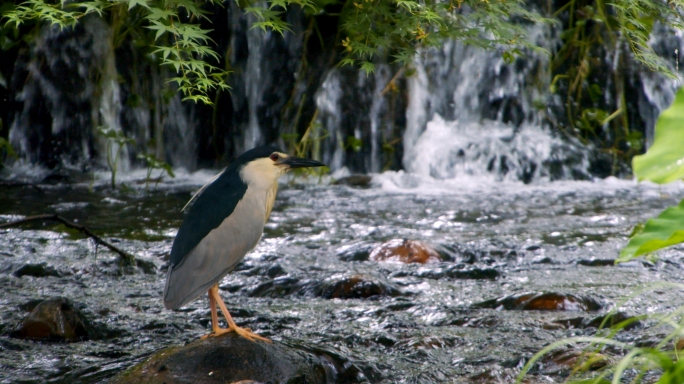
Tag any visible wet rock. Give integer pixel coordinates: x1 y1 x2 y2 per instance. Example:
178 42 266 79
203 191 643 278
416 265 500 280
237 262 287 278
450 316 500 328
369 239 441 264
314 274 403 299
336 242 375 262
395 335 462 349
112 333 328 384
431 244 459 262
577 258 616 266
250 273 403 300
10 298 96 342
266 264 287 278
468 367 519 384
676 338 684 351
249 276 304 298
531 255 553 264
545 349 612 371
445 266 500 280
332 175 373 187
13 263 61 278
541 321 566 330
489 249 518 259
415 267 446 279
435 243 484 264
473 292 602 312
294 343 374 382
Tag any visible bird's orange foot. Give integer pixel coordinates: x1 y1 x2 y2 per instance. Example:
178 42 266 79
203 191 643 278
200 327 232 340
231 325 271 343
201 326 271 343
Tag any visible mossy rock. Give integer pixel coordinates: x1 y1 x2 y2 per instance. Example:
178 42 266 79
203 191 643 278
113 333 329 384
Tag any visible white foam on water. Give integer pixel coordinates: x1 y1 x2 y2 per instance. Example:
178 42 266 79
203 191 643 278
373 168 684 198
402 114 591 183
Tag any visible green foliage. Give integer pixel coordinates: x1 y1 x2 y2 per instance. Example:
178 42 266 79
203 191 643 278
618 86 684 262
531 86 684 384
245 6 292 34
345 136 362 152
550 0 682 173
0 137 16 168
284 110 329 178
612 0 683 75
0 113 16 168
2 0 229 105
619 199 684 262
3 0 682 105
339 0 551 74
517 283 684 384
137 152 175 189
632 87 684 184
97 126 134 189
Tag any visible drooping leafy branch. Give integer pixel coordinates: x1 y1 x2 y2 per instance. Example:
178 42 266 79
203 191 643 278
2 0 684 103
339 0 551 72
3 0 230 104
612 0 684 75
144 0 230 104
549 0 684 174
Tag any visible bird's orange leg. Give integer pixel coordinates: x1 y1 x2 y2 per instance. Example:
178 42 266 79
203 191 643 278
202 284 271 343
201 287 231 339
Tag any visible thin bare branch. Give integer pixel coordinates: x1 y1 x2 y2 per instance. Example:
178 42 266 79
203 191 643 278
0 214 155 273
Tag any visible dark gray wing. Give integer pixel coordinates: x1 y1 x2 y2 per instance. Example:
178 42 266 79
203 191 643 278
169 168 247 267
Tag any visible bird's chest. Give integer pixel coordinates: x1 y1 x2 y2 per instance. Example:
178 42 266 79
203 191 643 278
243 182 279 224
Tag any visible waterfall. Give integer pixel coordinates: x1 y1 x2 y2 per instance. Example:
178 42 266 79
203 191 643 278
401 25 569 182
243 13 266 155
8 17 110 170
1 7 681 181
316 70 345 171
97 26 130 174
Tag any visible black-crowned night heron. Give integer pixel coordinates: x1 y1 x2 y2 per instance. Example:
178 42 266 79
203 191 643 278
163 145 325 342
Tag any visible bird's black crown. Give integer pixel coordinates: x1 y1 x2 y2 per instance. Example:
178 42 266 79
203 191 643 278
232 145 284 167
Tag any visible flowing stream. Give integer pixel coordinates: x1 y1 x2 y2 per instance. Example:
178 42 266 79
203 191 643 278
1 168 684 383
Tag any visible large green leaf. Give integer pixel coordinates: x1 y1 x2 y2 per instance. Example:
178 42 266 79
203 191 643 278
632 87 684 184
619 198 684 261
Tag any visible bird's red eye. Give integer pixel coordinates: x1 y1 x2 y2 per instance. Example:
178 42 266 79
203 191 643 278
270 153 279 161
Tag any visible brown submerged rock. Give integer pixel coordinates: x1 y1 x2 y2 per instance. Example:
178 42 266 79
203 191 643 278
546 349 612 371
473 292 602 312
11 297 94 342
113 333 328 384
315 274 403 299
369 239 441 264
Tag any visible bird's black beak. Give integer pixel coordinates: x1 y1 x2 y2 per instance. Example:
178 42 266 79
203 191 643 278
282 156 326 169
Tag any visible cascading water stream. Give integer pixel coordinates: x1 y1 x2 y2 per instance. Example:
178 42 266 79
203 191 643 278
1 10 682 182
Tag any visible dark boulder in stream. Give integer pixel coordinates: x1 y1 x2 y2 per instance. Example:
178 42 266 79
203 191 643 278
332 175 374 188
249 273 404 299
336 242 375 262
13 262 62 278
576 258 617 266
113 333 329 384
10 298 97 342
